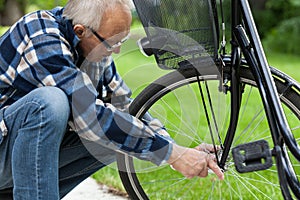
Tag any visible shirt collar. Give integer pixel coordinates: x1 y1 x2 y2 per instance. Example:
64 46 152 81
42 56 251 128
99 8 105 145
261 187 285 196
52 7 80 48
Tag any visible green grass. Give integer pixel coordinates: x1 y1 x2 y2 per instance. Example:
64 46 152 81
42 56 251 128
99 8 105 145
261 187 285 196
267 51 300 81
0 26 9 36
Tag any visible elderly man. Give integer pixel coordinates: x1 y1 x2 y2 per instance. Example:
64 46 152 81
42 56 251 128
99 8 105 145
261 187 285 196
0 0 223 199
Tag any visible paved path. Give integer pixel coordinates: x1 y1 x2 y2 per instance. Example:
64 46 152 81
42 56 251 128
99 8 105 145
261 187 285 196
62 178 128 200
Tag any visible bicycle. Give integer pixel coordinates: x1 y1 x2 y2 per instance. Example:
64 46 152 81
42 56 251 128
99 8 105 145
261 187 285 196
116 0 300 199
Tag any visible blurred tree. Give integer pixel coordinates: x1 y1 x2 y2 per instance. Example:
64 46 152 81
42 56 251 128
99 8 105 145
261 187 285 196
0 0 27 26
28 0 67 10
250 0 299 38
247 0 294 32
264 0 300 55
0 0 67 26
249 0 267 10
264 16 300 55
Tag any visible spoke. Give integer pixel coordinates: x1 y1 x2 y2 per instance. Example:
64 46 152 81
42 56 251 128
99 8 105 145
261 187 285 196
226 167 280 187
222 177 243 199
230 170 273 200
171 178 198 198
149 103 203 144
292 125 300 132
141 176 188 197
141 177 187 185
158 97 203 143
235 107 264 143
252 171 281 187
195 76 217 145
239 86 254 121
204 81 224 148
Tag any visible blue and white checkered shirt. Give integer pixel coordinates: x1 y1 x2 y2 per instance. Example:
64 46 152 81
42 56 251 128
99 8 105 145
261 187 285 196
0 7 172 165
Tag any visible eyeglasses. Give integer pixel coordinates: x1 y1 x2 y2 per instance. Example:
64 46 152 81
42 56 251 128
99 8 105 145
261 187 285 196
90 29 130 52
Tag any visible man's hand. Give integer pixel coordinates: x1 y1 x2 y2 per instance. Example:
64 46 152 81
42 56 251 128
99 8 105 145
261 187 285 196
167 144 224 180
194 143 221 153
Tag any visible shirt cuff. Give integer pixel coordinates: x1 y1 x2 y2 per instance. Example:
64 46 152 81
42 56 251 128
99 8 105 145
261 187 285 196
149 134 174 166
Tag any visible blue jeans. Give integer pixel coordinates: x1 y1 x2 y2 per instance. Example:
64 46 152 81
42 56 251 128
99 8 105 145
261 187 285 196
0 87 116 200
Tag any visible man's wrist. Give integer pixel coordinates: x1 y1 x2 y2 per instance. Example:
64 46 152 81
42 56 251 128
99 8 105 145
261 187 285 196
167 143 185 164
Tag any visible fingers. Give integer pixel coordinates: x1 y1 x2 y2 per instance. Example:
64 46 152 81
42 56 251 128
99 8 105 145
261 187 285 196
197 164 208 178
195 143 221 153
187 153 224 180
195 143 224 180
207 155 224 180
168 145 224 180
195 153 224 180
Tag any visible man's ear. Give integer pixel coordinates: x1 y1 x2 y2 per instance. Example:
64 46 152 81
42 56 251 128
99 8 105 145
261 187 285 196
73 24 86 38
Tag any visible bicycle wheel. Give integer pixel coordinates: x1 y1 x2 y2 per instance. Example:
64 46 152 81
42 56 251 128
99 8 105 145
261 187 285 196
117 65 300 200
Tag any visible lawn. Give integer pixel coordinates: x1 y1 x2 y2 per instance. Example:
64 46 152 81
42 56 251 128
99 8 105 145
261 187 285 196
92 27 300 199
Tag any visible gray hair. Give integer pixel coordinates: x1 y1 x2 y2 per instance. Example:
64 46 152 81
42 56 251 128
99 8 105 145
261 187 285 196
63 0 134 30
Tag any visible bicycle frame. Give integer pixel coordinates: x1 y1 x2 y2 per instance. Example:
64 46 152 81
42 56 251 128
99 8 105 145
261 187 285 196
220 0 300 198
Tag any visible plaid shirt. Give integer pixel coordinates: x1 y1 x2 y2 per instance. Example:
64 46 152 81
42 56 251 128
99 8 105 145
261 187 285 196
0 7 172 165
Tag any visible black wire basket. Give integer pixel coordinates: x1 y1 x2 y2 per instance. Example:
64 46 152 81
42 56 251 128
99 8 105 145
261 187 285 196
133 0 220 70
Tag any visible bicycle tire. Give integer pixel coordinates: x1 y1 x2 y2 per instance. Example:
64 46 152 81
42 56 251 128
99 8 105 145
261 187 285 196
117 65 300 200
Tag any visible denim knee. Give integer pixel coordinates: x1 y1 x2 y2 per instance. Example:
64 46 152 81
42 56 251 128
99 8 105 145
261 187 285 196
22 87 70 130
29 87 70 123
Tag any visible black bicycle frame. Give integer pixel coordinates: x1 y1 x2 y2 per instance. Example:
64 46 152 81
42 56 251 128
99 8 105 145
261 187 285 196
219 0 300 198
